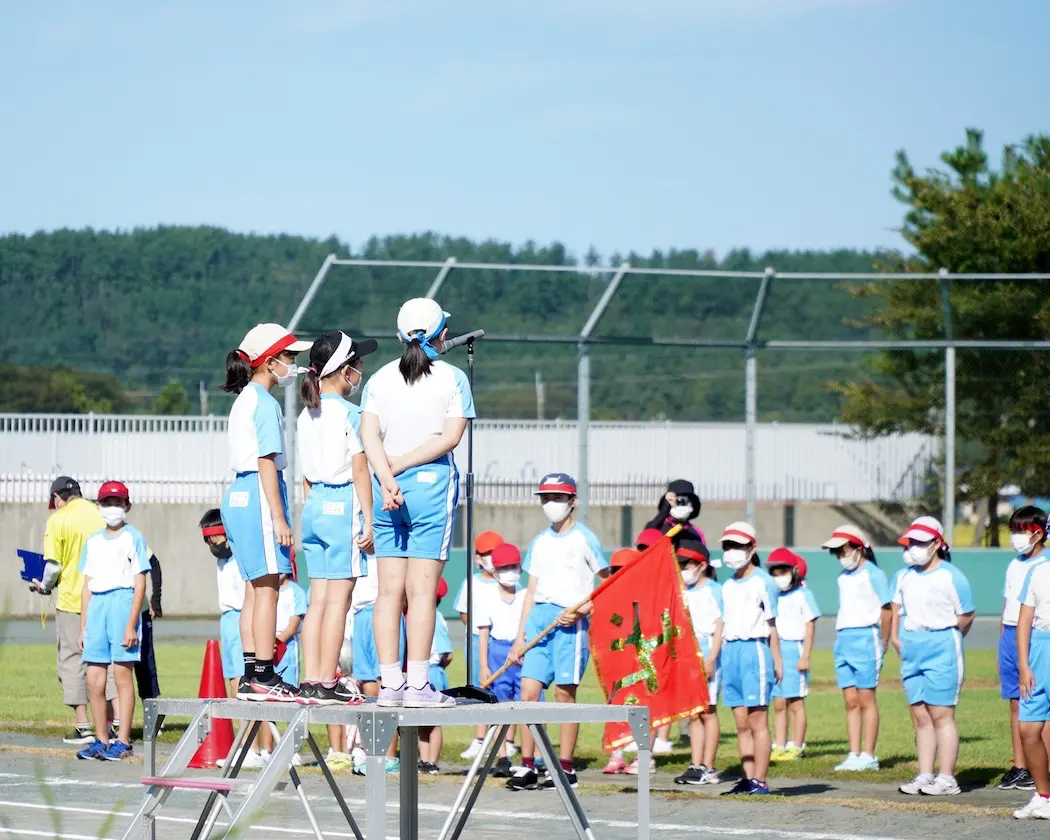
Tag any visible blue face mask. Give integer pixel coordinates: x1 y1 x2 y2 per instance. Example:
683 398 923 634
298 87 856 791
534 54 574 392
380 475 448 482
399 314 446 361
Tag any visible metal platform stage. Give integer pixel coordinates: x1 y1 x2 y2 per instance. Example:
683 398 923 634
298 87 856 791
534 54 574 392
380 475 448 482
123 697 651 840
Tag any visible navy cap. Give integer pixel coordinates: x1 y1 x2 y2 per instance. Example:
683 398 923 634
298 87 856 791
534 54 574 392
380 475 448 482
536 473 577 495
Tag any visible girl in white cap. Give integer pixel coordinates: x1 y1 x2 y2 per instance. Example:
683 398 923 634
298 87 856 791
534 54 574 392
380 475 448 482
359 298 473 709
821 524 890 772
220 323 312 701
891 516 975 796
717 521 782 796
295 331 378 714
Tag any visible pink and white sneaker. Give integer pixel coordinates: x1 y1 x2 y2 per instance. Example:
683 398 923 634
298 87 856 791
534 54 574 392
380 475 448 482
602 754 626 774
625 757 656 775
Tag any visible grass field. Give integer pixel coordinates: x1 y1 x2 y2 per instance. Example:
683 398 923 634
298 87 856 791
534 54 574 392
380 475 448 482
1 644 1013 786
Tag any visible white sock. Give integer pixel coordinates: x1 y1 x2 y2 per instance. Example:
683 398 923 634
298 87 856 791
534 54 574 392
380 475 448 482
406 660 429 690
785 742 797 749
379 663 405 689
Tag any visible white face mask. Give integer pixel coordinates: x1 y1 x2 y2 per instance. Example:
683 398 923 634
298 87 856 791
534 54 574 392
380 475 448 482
839 551 862 572
669 504 692 521
345 367 362 396
496 568 521 587
903 543 934 567
1011 532 1035 555
773 574 794 592
722 547 751 570
680 566 701 586
478 555 494 573
272 359 302 388
99 505 127 527
542 501 572 523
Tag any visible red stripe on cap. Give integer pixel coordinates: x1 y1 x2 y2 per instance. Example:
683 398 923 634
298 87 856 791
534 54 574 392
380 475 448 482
832 530 865 546
906 523 943 540
538 483 575 493
676 547 707 563
249 334 296 368
722 529 754 542
201 525 226 537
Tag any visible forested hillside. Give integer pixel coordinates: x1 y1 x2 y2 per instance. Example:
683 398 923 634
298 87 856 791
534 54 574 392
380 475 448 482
0 228 886 420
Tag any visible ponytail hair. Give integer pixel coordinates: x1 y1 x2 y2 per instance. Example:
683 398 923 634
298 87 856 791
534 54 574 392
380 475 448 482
704 563 717 581
301 369 322 409
862 545 877 566
399 338 433 385
751 550 761 567
221 350 252 394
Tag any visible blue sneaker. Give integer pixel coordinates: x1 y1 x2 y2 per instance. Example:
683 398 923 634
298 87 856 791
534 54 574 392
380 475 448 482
746 780 771 795
102 741 133 761
76 739 107 760
355 757 399 776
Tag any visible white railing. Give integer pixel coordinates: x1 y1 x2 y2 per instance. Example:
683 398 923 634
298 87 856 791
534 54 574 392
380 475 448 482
0 413 933 505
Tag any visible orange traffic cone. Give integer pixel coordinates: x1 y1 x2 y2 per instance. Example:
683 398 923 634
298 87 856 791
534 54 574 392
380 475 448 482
188 639 234 769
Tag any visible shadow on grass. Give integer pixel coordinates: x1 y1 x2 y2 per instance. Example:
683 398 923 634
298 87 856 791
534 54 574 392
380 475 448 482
774 781 836 797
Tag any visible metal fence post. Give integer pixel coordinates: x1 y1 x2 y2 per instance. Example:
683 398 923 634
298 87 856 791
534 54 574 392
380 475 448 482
940 268 955 541
426 257 457 300
576 263 631 524
744 268 774 524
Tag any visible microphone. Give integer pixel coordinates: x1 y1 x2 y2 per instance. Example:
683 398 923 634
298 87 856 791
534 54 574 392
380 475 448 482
440 329 485 354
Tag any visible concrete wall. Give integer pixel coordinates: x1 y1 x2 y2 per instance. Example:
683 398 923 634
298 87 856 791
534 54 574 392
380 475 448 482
1 500 910 618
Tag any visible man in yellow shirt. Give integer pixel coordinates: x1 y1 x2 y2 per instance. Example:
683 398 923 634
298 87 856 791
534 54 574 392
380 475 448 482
36 477 116 745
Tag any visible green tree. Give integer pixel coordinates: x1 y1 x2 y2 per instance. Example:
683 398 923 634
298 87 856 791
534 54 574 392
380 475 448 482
838 130 1050 543
152 380 192 415
0 364 128 413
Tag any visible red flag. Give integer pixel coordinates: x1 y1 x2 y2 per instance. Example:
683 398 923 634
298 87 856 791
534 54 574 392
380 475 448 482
588 536 709 752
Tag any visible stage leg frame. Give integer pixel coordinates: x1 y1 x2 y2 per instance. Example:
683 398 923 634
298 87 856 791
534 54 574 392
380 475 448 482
436 723 507 840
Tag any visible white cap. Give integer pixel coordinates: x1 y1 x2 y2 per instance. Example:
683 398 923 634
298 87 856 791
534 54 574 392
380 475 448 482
720 521 757 545
822 524 870 550
238 323 311 368
898 515 947 547
397 298 449 341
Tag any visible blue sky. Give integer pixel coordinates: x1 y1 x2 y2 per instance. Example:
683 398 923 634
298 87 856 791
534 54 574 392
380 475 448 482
1 0 1047 260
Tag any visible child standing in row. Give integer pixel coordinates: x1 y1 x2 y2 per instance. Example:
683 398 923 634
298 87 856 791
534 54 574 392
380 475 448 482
823 524 889 772
221 323 311 701
768 548 820 762
76 481 151 761
507 473 609 791
1015 529 1050 819
673 537 723 786
892 516 975 797
718 521 781 796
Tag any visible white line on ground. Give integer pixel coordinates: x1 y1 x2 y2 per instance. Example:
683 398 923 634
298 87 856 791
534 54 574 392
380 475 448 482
0 774 915 840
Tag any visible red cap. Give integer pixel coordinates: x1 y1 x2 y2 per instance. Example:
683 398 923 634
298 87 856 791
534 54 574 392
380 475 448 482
97 480 130 503
610 547 640 569
491 543 522 569
436 578 449 599
474 530 504 555
636 528 664 550
767 547 807 580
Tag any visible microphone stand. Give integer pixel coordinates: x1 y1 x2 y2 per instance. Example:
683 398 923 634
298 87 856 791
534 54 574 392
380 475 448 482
444 336 498 703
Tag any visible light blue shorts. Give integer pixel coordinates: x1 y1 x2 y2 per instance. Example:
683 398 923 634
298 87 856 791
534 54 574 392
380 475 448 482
82 588 141 665
834 626 883 690
429 664 449 692
276 638 299 687
1019 630 1050 723
773 640 809 699
698 633 720 706
721 639 774 708
302 483 366 581
900 628 964 707
219 609 243 680
221 472 292 582
372 457 458 562
351 604 407 683
521 603 589 688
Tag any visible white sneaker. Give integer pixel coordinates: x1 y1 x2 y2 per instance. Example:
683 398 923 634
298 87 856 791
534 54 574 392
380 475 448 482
505 741 519 759
239 750 266 770
351 747 367 774
854 753 880 771
1014 793 1050 819
292 753 303 766
623 740 639 754
834 753 861 772
899 773 935 795
460 739 484 760
919 774 960 796
652 738 674 756
259 749 272 766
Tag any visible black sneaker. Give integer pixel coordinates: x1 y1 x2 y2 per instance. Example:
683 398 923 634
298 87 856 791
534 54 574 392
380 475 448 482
675 764 708 786
506 767 539 791
63 725 95 746
492 757 514 778
538 768 579 790
424 762 440 775
331 680 365 705
235 677 255 701
1014 768 1037 791
999 766 1024 790
244 677 299 702
295 683 321 705
721 777 752 796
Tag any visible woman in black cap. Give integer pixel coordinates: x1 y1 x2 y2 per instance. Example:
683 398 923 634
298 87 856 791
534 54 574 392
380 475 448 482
645 479 706 545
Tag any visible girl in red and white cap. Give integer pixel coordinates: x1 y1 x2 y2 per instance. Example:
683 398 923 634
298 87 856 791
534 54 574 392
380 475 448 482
821 524 890 772
891 516 975 797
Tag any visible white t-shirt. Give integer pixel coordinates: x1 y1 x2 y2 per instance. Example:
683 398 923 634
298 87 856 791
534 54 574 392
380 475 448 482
523 523 608 608
1003 553 1048 626
351 560 378 612
360 359 475 458
892 563 975 633
473 584 528 642
836 563 890 630
78 525 152 593
721 568 779 642
454 573 498 629
683 580 723 638
297 395 364 486
217 555 246 613
775 585 822 642
276 581 308 636
1020 561 1050 632
228 383 286 473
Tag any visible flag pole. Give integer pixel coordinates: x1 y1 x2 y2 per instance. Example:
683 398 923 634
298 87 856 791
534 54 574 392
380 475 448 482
482 525 683 689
